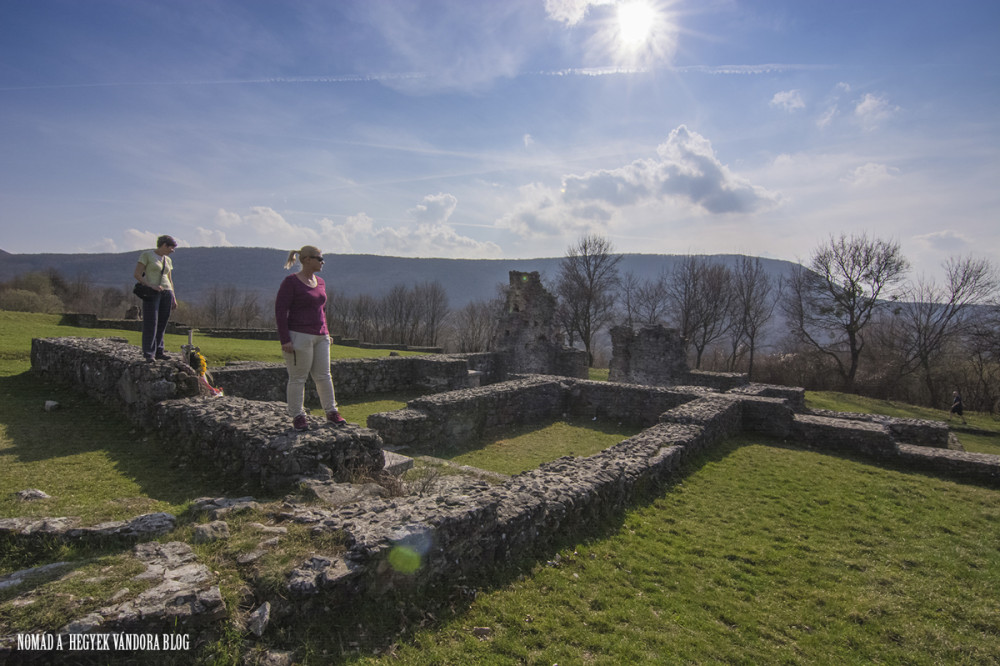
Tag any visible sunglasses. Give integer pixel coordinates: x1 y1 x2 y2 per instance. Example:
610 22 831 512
305 255 325 262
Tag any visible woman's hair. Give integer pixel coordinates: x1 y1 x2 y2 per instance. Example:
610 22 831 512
156 235 177 248
283 245 321 270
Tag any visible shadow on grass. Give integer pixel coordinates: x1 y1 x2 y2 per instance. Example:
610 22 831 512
404 418 644 463
0 371 249 522
259 437 740 662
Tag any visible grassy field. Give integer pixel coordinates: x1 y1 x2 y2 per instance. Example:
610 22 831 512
345 437 1000 665
2 310 1000 663
0 312 421 525
804 390 1000 456
443 419 643 476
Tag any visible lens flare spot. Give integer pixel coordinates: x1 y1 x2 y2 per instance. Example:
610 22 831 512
388 545 422 574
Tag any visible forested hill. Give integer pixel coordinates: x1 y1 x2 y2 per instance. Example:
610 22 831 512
0 247 799 308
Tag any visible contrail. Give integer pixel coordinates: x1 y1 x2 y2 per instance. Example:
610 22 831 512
0 63 828 92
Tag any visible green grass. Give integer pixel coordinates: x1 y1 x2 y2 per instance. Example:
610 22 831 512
0 311 423 528
588 367 609 381
3 310 1000 664
316 391 426 429
807 390 1000 455
0 311 418 371
447 419 642 476
343 438 1000 665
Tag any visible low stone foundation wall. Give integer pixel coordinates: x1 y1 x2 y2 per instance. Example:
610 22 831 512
369 376 566 452
22 334 1000 656
282 383 999 609
31 337 384 492
730 383 807 413
806 408 950 449
59 313 189 335
369 376 715 452
212 352 502 405
30 337 204 426
683 370 749 392
155 396 384 490
197 327 279 340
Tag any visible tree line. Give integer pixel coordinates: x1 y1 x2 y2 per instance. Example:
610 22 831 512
0 268 493 352
553 233 1000 414
4 235 999 413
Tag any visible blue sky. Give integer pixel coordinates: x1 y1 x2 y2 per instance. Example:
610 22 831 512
1 0 998 279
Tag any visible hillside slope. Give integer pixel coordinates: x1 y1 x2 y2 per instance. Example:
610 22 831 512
0 247 799 309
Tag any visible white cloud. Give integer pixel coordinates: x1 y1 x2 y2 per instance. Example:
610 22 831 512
210 207 320 249
770 89 805 112
544 0 613 26
842 162 899 187
318 213 375 253
214 208 242 229
85 238 119 253
407 193 458 224
122 229 159 251
914 230 971 252
192 226 232 247
205 203 498 258
523 133 535 148
567 125 781 213
498 126 781 239
374 223 502 258
816 105 838 129
816 104 840 129
497 182 612 239
854 93 899 130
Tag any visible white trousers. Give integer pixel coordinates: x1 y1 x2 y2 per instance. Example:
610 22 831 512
283 331 337 417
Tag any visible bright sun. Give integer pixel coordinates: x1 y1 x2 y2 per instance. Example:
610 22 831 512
617 0 657 48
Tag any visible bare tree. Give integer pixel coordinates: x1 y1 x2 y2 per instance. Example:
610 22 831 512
413 281 450 346
966 305 1000 413
727 255 780 379
382 284 415 345
782 233 909 391
236 290 263 328
448 291 504 352
556 234 622 366
340 293 384 342
887 256 1000 406
688 262 733 369
665 256 733 369
637 271 671 326
619 272 641 329
664 255 702 346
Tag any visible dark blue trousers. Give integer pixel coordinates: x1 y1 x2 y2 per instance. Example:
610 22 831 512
141 290 173 359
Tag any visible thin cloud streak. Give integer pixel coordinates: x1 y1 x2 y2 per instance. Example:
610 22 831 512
0 63 831 93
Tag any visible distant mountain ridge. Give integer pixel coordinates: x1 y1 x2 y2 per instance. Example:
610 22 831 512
0 247 800 309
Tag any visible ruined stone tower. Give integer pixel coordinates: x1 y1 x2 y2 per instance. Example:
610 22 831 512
494 271 588 379
608 324 689 386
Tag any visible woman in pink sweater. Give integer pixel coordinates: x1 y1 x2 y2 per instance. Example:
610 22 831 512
274 245 346 431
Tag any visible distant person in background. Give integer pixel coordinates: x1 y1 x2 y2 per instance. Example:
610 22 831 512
275 245 346 431
949 389 967 424
134 235 178 362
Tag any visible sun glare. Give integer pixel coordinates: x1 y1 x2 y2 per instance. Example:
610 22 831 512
617 0 656 48
599 0 678 66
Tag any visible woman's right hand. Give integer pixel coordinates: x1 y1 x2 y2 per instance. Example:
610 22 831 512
281 342 295 353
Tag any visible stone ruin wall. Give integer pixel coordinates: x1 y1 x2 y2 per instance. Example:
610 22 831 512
29 337 385 491
14 324 1000 652
281 379 999 607
493 271 589 380
210 352 501 405
609 323 750 391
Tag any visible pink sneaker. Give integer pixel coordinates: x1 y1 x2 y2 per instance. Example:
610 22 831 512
326 410 347 426
292 414 309 431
